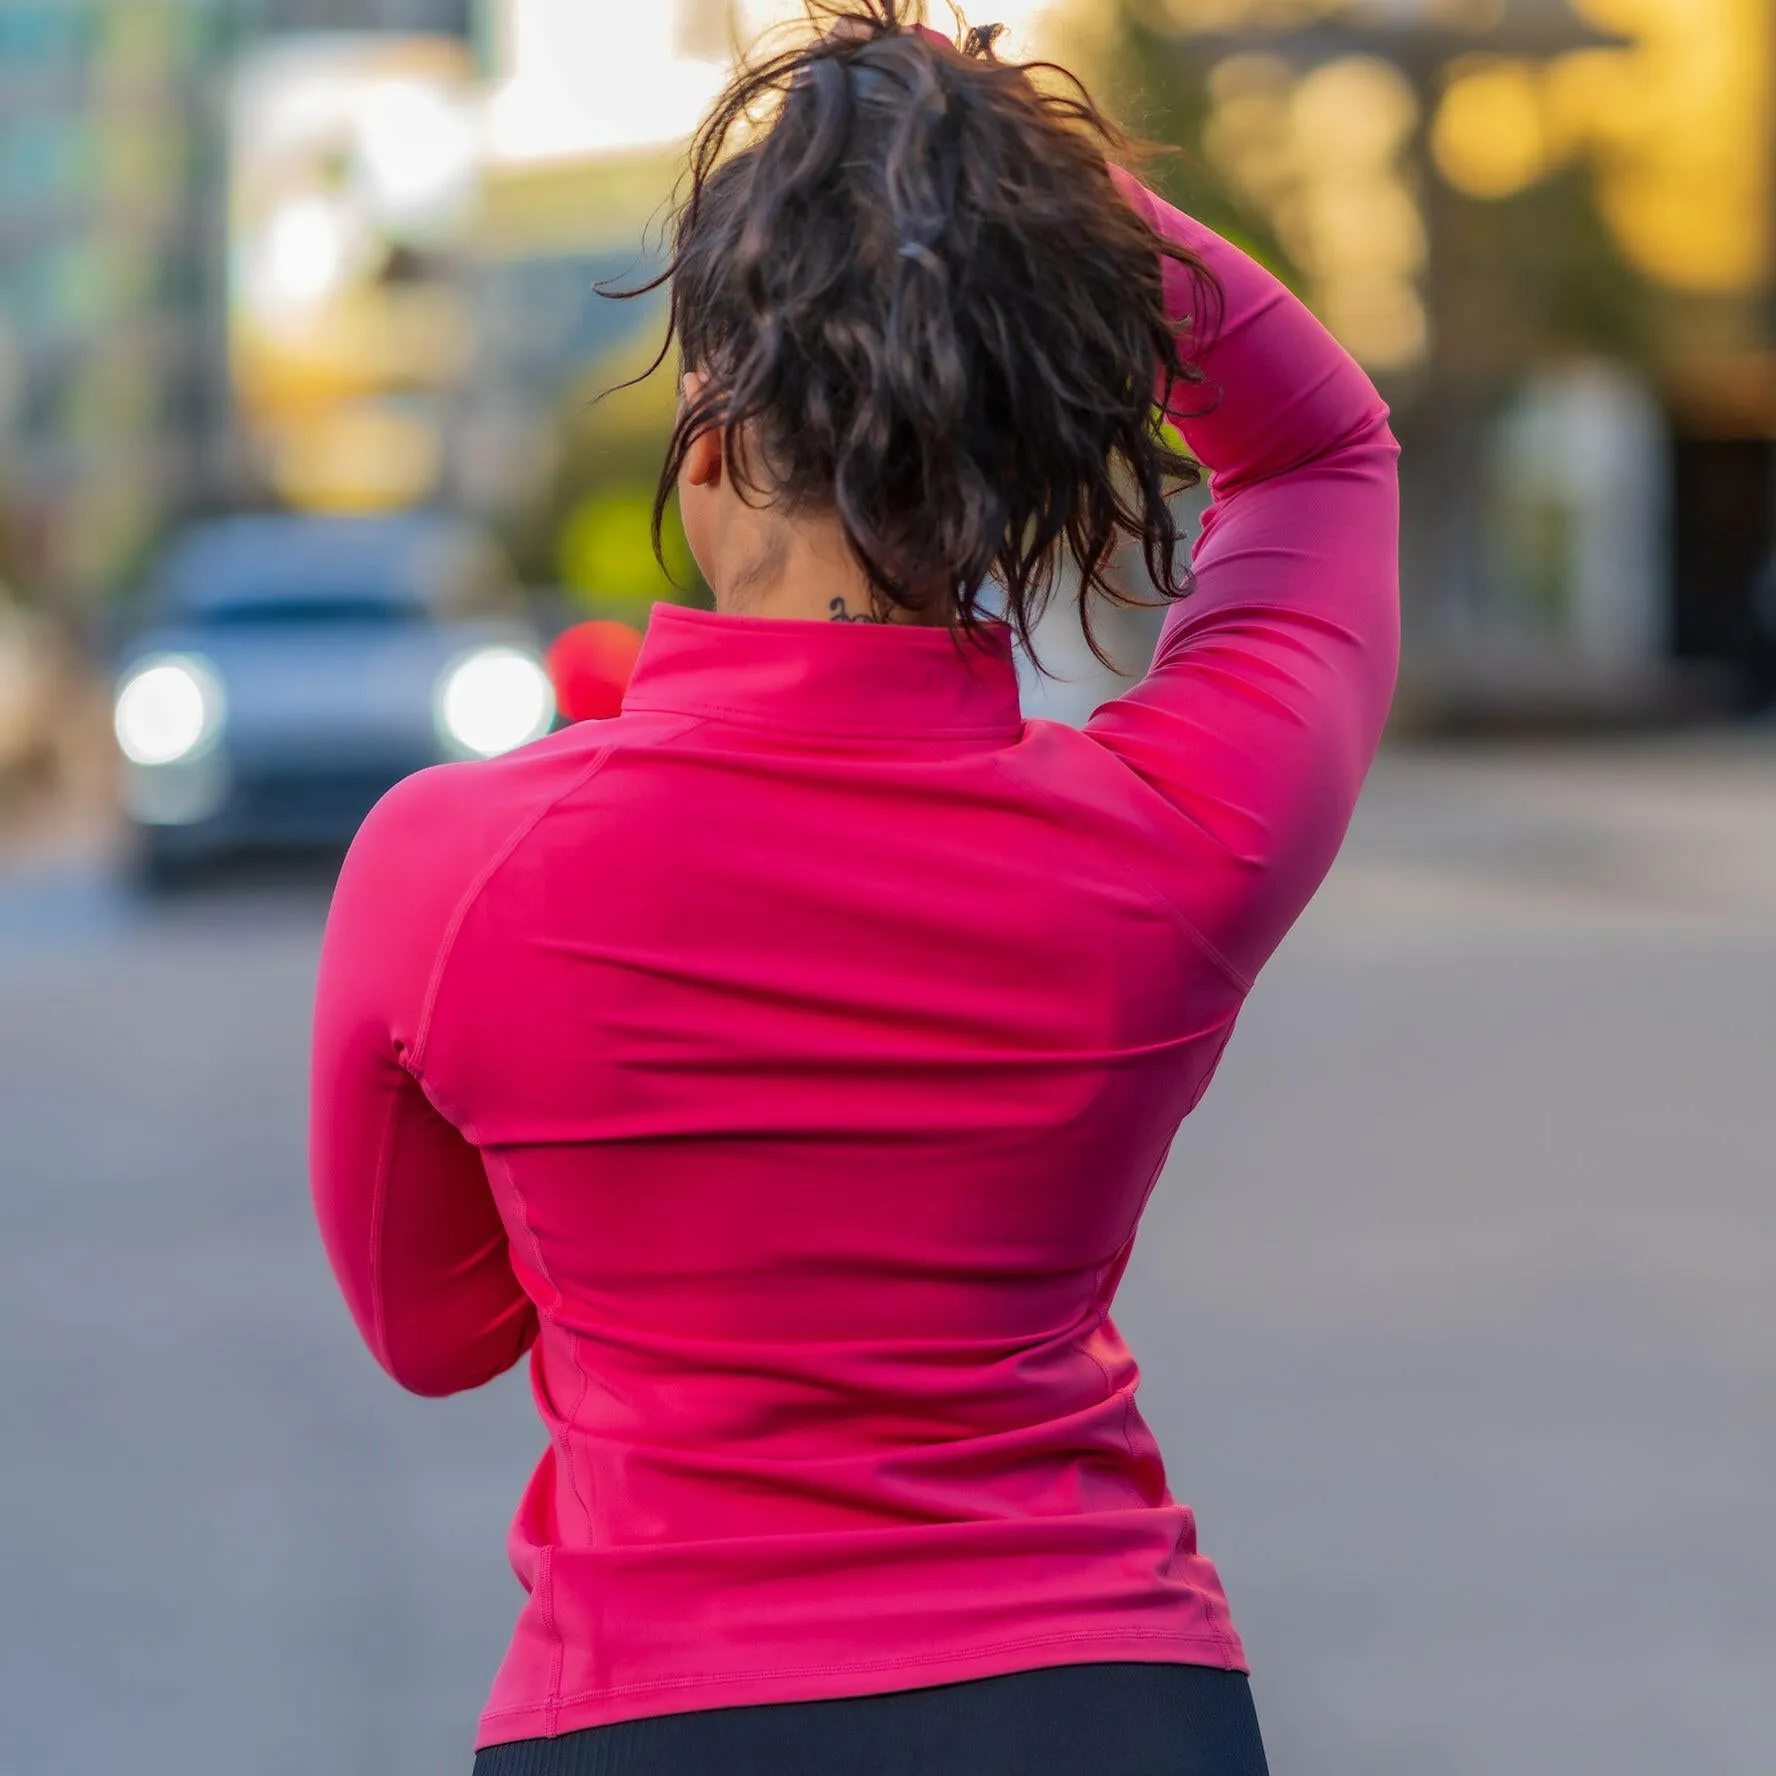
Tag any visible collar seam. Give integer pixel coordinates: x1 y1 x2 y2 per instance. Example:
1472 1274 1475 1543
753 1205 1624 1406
622 696 1023 741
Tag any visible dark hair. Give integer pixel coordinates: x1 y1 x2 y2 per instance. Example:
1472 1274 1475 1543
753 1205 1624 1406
622 2 1218 663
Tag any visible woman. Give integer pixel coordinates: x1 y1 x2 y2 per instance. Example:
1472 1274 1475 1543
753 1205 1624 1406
310 8 1398 1772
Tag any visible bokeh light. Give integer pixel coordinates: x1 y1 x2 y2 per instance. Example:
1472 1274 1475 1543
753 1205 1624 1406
113 657 226 767
437 645 556 757
1564 0 1771 294
1432 59 1550 200
258 197 353 311
355 78 481 233
1207 50 1429 371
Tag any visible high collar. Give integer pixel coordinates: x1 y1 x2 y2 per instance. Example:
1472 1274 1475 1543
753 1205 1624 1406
620 603 1024 740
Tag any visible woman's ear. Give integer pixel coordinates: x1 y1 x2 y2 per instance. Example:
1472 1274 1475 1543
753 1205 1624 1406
680 372 723 490
676 370 722 596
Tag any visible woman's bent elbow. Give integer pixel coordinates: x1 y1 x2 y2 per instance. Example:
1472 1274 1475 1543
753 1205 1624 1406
380 1306 539 1399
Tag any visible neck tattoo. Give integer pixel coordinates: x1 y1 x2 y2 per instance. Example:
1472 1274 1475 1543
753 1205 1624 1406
828 596 885 624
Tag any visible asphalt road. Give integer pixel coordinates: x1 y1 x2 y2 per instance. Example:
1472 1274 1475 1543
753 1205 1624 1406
2 734 1772 1776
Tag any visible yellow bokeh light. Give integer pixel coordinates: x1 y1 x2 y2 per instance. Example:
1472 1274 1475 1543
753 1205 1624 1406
1202 47 1430 371
1539 48 1640 158
1187 0 1770 300
1432 60 1550 200
1601 174 1767 296
1561 0 1771 294
1207 51 1294 100
1293 180 1427 278
1317 276 1428 372
1291 56 1419 166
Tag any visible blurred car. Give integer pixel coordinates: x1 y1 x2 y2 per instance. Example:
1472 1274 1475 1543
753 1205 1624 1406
112 513 556 884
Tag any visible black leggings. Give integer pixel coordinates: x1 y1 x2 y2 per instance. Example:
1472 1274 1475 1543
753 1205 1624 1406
472 1661 1269 1775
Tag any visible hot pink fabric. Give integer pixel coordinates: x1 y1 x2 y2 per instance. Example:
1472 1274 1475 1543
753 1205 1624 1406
310 182 1399 1748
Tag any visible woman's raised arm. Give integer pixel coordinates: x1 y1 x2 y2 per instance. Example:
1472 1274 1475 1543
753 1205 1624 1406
1086 174 1401 990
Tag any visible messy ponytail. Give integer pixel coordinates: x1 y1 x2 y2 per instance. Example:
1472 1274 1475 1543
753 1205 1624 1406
625 2 1218 662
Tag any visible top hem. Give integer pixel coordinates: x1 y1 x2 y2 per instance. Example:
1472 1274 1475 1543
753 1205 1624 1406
474 1628 1246 1750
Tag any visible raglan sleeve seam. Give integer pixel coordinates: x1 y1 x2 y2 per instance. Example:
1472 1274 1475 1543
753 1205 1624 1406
407 746 624 1076
407 713 714 1083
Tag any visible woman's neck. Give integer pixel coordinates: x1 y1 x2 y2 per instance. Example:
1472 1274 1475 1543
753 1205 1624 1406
710 510 947 626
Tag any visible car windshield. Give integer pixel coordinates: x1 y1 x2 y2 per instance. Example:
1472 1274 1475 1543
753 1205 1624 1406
196 595 424 627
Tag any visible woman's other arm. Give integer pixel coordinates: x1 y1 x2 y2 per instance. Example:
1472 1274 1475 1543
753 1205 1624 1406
309 770 538 1397
1087 175 1400 988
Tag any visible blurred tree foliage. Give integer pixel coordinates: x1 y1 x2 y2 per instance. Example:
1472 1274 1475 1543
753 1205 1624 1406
1082 11 1302 292
1087 6 1655 389
503 302 711 617
557 484 700 621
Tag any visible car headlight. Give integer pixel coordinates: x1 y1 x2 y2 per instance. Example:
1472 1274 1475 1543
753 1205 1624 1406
114 655 227 766
436 646 555 758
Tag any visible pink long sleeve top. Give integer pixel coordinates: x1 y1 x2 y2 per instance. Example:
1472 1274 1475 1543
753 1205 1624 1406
310 181 1399 1749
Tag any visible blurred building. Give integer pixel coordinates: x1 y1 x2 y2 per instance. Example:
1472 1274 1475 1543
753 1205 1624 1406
1125 0 1776 720
225 32 485 518
0 0 475 620
445 0 758 616
0 2 229 613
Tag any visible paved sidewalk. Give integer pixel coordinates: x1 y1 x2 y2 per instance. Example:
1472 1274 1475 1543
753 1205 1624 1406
2 731 1772 1776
